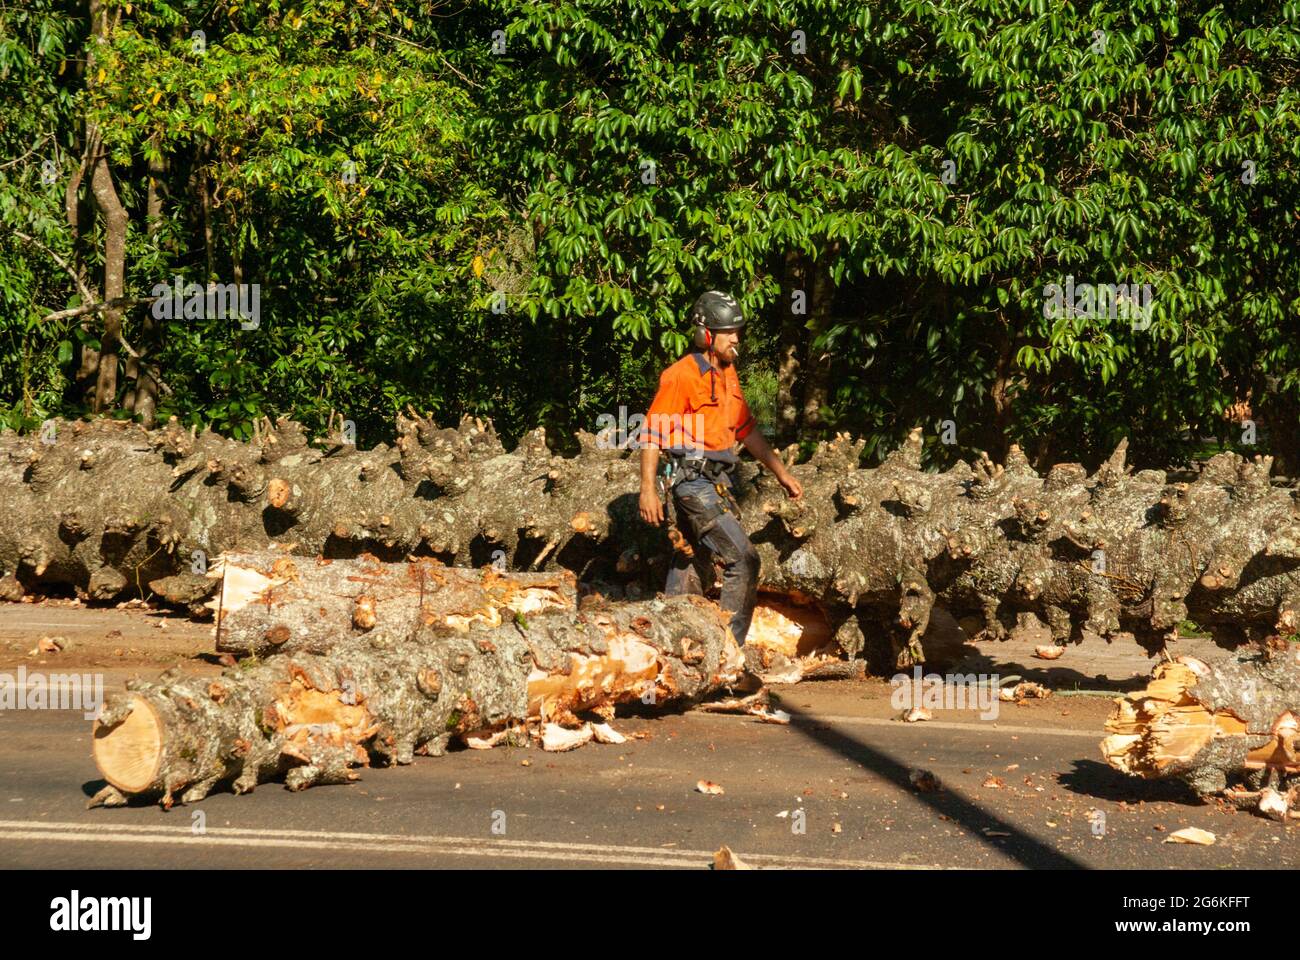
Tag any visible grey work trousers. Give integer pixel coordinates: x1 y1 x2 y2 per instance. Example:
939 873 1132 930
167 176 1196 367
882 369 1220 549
664 474 760 645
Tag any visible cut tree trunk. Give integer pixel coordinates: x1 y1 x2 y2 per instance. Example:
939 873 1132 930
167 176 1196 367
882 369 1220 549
90 592 744 807
207 552 861 682
7 411 1300 670
1102 636 1300 812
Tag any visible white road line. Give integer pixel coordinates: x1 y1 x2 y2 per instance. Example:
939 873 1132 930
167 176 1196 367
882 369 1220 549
0 829 711 868
688 712 1103 739
0 820 945 870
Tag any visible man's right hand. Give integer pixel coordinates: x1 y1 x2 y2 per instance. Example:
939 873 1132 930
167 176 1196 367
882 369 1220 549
639 487 665 525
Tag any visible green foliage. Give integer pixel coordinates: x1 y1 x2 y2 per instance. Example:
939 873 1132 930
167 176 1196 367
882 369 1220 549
3 0 1300 474
0 0 84 430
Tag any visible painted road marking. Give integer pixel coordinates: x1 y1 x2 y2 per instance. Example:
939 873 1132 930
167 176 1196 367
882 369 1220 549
0 820 948 870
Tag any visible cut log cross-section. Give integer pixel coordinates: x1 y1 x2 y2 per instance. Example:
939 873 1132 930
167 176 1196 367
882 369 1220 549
1102 637 1300 816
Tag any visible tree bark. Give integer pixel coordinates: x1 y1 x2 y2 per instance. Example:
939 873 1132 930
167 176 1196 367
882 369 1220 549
74 0 130 414
88 138 128 413
987 317 1016 463
124 139 165 425
1258 378 1300 482
69 16 100 406
210 550 576 657
200 140 214 281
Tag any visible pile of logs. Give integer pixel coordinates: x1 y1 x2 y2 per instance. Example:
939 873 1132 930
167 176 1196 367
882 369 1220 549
8 412 1300 671
91 551 857 806
91 552 748 807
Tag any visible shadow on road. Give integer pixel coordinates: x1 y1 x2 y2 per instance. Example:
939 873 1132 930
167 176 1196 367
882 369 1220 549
945 648 1151 692
1058 759 1201 805
782 704 1087 868
80 778 167 808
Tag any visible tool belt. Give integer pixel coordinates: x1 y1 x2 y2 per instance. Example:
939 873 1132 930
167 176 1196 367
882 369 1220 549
660 454 739 538
666 454 735 485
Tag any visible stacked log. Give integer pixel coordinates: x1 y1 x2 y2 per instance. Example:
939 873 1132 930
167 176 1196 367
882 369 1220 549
208 551 577 657
204 548 846 671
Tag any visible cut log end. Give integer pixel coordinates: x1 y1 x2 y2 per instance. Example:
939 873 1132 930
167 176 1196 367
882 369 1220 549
1102 661 1246 778
1103 647 1300 802
267 477 292 509
92 695 164 795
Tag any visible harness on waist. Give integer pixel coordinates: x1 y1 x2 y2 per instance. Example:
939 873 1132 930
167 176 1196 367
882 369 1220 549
664 454 735 484
660 455 740 536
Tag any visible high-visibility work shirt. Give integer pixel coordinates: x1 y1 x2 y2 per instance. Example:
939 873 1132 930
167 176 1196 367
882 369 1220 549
637 350 756 463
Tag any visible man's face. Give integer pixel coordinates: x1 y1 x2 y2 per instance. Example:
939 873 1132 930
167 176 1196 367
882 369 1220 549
712 329 741 365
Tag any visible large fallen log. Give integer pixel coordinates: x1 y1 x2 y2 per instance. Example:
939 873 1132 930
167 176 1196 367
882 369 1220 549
212 551 862 687
1102 637 1300 814
91 592 744 807
8 412 1300 667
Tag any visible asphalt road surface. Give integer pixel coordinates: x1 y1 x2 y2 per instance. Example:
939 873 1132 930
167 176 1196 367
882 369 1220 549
0 603 1294 869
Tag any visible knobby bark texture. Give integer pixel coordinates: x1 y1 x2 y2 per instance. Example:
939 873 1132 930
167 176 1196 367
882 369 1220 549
1103 637 1300 819
209 551 577 658
6 412 1300 671
91 582 745 807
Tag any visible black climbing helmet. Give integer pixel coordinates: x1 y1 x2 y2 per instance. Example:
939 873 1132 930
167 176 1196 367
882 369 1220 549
690 290 746 332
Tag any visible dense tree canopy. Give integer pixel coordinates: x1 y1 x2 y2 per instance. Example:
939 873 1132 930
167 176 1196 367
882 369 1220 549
2 0 1298 471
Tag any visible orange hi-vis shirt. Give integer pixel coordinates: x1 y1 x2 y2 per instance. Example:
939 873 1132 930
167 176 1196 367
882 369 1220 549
637 350 757 463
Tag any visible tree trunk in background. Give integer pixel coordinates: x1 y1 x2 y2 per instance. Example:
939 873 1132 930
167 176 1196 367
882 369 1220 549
88 138 127 413
69 9 99 406
200 141 214 280
1259 379 1300 481
125 141 165 425
799 247 837 437
987 318 1016 463
774 249 807 446
77 0 129 414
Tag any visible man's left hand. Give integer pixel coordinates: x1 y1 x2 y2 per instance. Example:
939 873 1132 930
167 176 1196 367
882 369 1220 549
779 472 803 500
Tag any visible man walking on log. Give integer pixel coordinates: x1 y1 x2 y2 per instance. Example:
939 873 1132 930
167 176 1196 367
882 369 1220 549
637 290 803 652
